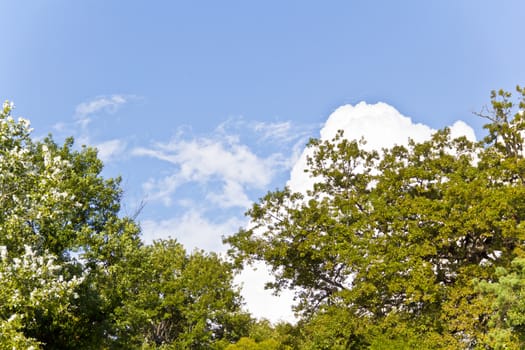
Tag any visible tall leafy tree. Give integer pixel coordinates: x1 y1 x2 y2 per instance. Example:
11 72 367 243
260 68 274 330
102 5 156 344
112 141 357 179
0 101 253 349
0 102 144 347
226 87 525 348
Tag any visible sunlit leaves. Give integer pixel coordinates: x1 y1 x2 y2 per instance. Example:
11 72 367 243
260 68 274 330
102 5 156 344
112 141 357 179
226 87 525 347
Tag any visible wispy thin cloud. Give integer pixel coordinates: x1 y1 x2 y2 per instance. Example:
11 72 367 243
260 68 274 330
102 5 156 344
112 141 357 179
133 134 282 208
252 121 292 141
75 95 129 119
95 139 127 163
217 117 316 145
51 94 138 164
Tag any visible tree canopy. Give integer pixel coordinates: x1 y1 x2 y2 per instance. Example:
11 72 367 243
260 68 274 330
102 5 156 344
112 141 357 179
226 87 525 349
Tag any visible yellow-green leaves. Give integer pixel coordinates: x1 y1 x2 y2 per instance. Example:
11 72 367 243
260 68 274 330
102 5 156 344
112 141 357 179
226 88 525 348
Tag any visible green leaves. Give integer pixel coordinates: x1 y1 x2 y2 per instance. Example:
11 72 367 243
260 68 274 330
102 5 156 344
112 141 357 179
0 245 83 348
226 87 525 347
476 257 525 349
113 239 250 348
5 85 525 348
0 102 254 348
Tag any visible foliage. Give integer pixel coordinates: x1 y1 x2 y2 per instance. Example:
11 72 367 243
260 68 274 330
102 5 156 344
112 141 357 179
226 86 525 348
0 102 249 348
115 239 250 348
4 85 525 348
0 100 143 347
476 257 525 349
224 319 299 350
225 337 280 350
0 245 82 348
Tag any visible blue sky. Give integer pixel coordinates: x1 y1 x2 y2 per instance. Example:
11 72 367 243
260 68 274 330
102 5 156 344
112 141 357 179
2 1 525 321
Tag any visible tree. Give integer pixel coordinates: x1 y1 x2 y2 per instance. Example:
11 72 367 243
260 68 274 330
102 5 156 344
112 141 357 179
224 337 280 350
0 101 143 347
225 87 525 348
0 103 252 349
0 101 254 348
114 239 251 349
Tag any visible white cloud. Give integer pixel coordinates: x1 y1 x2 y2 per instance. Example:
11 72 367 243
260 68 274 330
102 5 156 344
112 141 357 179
140 210 246 251
51 95 136 153
133 136 280 207
217 117 317 147
252 121 292 142
73 95 131 138
95 139 127 163
449 120 477 141
288 102 477 193
75 95 128 119
206 180 252 209
131 117 316 209
235 262 297 323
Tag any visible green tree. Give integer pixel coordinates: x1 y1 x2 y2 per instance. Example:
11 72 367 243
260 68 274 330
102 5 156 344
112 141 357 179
226 87 525 348
0 101 254 349
0 101 143 348
113 239 251 349
225 337 280 350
